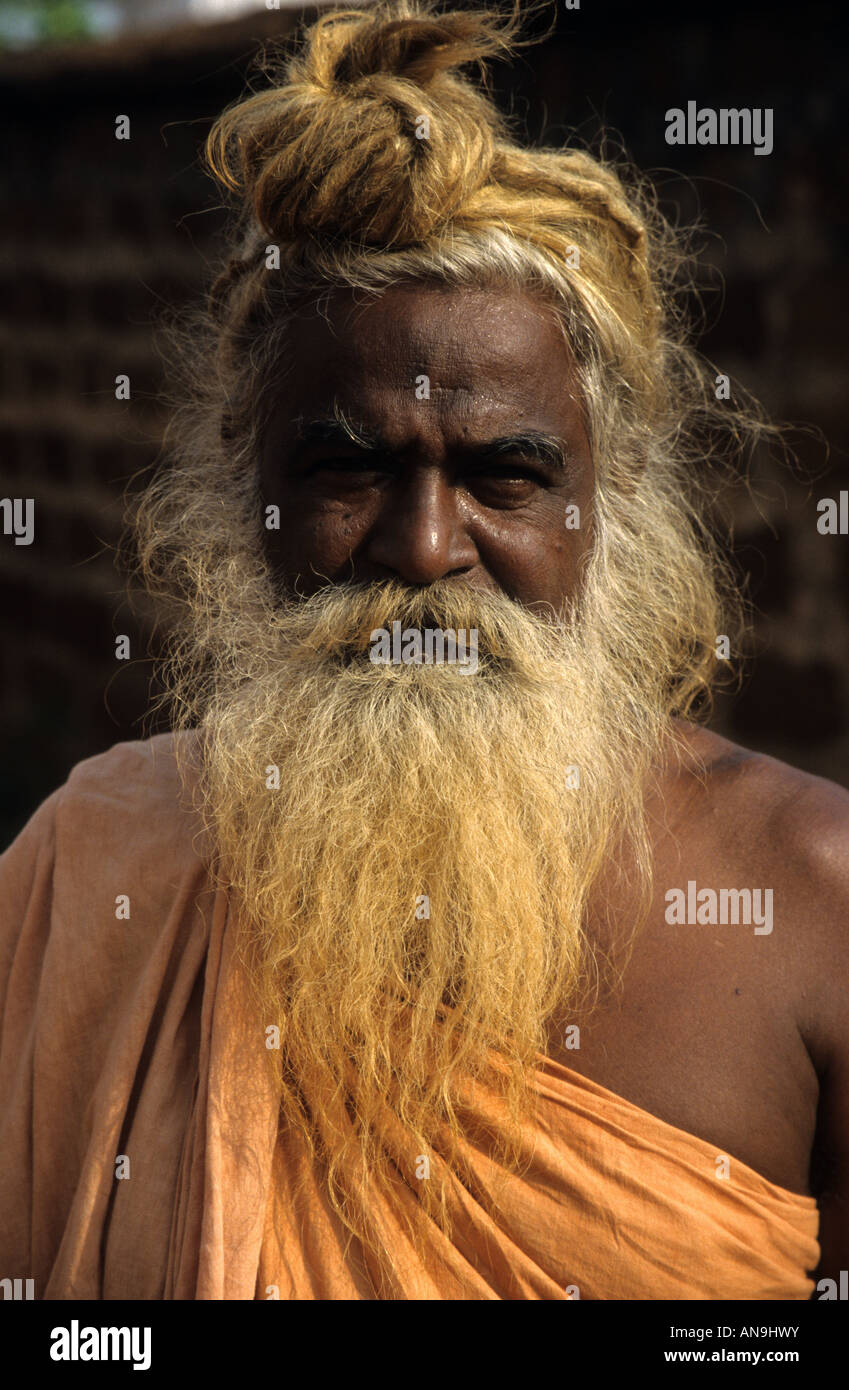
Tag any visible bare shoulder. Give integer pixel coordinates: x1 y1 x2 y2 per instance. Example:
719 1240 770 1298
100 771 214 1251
669 720 849 872
664 721 849 1062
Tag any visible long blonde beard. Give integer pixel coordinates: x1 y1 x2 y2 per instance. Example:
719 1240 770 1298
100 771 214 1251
184 571 664 1274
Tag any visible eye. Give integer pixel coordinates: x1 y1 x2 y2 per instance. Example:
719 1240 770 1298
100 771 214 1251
465 462 548 503
304 456 391 489
480 463 546 482
309 456 380 473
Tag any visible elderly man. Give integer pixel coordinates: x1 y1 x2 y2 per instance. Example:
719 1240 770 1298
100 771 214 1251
1 0 847 1300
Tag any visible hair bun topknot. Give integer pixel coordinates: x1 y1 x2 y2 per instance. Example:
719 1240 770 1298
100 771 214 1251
206 1 523 248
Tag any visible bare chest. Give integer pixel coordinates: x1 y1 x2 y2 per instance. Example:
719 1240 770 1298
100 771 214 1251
545 883 820 1195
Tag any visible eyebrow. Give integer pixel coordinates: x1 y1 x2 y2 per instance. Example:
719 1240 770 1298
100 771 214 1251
291 412 568 474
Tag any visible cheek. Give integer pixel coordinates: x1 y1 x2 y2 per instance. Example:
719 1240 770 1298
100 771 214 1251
484 492 592 584
267 491 376 570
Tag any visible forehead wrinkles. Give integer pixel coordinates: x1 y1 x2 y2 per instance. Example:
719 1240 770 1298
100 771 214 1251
278 288 584 439
334 291 561 380
329 334 556 422
334 383 540 449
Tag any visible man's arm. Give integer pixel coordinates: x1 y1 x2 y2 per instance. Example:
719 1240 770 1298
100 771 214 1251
811 1049 849 1289
793 782 849 1288
0 785 64 1276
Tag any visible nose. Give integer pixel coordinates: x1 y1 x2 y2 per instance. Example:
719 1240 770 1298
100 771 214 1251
364 467 479 585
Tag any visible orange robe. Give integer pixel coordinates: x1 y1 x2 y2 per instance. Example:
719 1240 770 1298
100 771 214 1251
0 734 819 1299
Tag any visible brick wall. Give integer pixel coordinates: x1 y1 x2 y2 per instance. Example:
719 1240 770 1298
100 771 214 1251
1 0 846 845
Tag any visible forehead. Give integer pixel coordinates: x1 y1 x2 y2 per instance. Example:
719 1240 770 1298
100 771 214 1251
273 282 586 438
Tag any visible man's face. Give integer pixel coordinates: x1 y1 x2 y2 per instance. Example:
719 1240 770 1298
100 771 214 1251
259 283 595 615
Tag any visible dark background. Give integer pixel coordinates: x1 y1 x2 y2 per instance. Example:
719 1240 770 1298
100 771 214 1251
0 0 846 847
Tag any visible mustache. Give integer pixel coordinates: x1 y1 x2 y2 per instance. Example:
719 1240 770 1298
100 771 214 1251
270 578 573 682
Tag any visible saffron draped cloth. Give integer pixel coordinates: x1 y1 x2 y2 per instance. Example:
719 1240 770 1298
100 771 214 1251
0 735 819 1300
